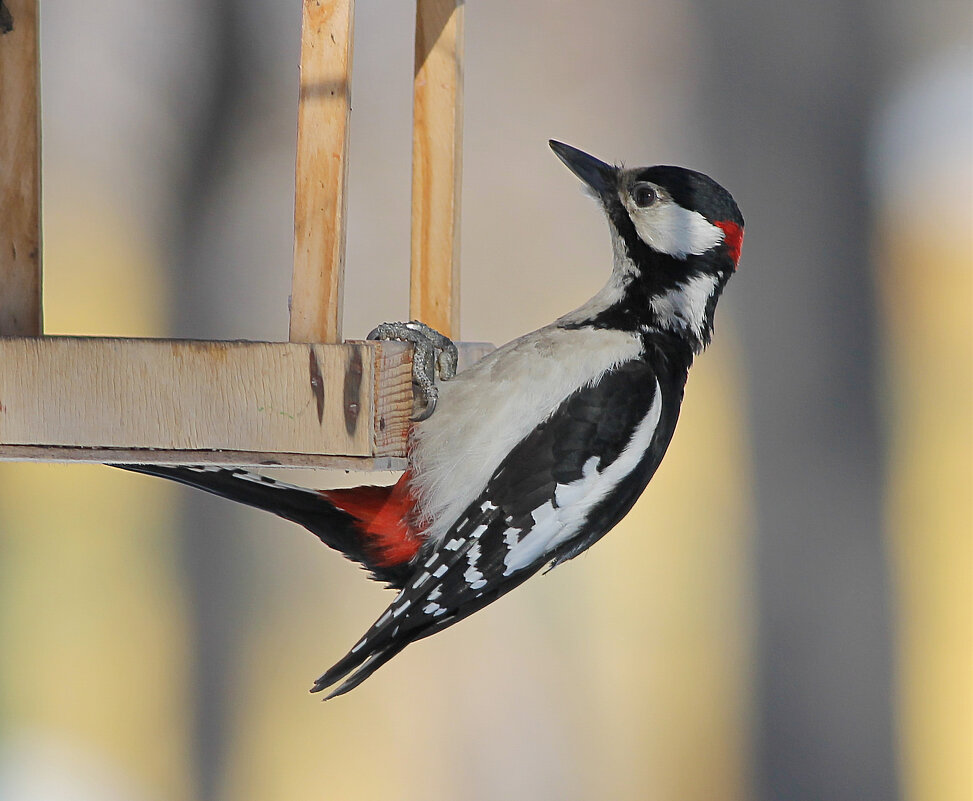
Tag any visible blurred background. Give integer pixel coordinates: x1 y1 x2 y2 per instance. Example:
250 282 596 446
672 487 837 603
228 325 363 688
1 1 970 799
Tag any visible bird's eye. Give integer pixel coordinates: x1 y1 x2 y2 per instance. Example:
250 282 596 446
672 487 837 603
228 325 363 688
632 184 658 208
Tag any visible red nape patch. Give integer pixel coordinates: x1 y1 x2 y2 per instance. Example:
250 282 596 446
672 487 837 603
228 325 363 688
320 471 422 567
715 220 744 268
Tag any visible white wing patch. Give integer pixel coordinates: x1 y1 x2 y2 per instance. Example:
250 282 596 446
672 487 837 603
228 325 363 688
502 381 663 575
553 456 600 507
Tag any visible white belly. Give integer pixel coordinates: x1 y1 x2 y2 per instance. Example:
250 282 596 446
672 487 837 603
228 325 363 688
408 324 642 544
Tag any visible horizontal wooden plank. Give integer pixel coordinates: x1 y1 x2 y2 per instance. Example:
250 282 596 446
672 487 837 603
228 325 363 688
0 337 494 467
0 338 411 457
0 445 408 471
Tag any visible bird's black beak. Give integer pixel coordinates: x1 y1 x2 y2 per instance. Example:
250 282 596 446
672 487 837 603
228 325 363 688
549 140 615 196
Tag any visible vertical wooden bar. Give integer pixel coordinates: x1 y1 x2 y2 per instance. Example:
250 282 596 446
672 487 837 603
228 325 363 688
0 0 43 336
289 0 354 344
410 0 464 339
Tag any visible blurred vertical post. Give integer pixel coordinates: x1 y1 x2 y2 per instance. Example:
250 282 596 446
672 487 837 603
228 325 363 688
881 210 973 801
873 66 973 801
694 1 898 798
0 0 43 336
410 0 464 339
290 0 354 344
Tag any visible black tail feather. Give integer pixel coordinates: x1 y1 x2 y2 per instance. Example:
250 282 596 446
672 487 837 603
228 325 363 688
312 639 411 700
115 465 409 586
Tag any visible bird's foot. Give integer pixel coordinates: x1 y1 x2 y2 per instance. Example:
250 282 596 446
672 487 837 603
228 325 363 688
367 321 458 421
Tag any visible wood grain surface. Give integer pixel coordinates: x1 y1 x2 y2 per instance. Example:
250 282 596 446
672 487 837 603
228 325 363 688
289 0 355 344
410 0 464 338
0 0 42 336
0 339 411 460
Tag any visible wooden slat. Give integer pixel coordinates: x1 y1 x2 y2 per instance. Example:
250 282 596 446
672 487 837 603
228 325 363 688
410 0 464 339
0 0 42 336
0 339 412 458
371 339 414 457
0 339 493 466
0 446 409 470
289 0 355 344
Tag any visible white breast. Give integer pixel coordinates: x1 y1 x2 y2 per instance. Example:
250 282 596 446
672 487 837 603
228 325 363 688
408 325 642 544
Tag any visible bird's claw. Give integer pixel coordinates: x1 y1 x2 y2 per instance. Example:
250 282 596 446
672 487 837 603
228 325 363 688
367 321 458 421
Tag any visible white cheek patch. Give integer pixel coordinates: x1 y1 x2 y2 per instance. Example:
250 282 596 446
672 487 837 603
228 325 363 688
626 198 725 259
649 273 719 340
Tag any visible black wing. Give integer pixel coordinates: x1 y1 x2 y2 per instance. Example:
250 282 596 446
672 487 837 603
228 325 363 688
314 357 681 697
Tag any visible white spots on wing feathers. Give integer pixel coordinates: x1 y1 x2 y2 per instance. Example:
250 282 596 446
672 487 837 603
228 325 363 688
503 381 663 575
466 541 482 566
410 325 642 545
412 571 431 589
359 507 504 644
463 566 484 587
464 542 484 588
649 273 719 342
423 602 448 617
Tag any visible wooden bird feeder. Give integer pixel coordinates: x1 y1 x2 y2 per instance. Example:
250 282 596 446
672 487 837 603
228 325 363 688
0 0 489 471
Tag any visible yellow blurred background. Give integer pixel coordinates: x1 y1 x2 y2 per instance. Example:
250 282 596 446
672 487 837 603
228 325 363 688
0 2 970 800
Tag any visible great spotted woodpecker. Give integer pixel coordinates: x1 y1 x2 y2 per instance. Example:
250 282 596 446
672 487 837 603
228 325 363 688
122 141 744 698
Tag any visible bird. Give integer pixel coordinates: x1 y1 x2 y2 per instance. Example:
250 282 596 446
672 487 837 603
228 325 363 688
121 141 744 699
